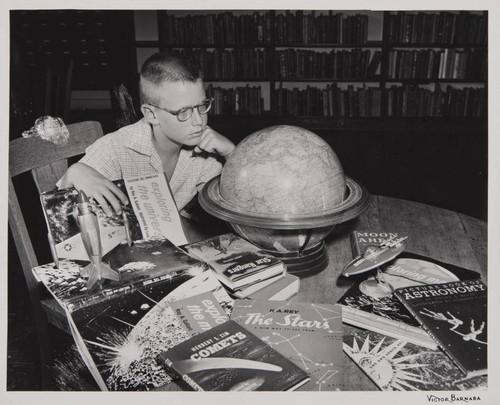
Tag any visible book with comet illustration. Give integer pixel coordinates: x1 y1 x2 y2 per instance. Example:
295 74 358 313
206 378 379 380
230 299 345 391
156 320 310 391
343 328 487 391
38 264 233 391
40 173 187 264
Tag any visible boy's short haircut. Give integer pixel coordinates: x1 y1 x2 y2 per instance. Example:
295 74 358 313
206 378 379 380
139 51 203 104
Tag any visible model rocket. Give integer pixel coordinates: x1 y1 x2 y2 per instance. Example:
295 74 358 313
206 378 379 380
76 190 120 290
342 235 408 277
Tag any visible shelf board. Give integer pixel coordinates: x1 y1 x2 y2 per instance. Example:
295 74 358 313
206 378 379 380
385 79 487 84
275 78 382 83
208 115 486 131
386 42 487 48
274 41 384 48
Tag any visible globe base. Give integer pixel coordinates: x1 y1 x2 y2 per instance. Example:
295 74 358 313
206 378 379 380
269 241 329 278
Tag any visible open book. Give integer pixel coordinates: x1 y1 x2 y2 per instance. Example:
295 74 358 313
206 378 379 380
40 173 188 264
33 246 233 391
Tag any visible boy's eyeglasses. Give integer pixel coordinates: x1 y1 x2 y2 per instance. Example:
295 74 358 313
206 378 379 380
149 97 214 122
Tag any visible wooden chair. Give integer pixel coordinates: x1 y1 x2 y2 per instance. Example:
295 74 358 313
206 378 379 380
8 121 104 389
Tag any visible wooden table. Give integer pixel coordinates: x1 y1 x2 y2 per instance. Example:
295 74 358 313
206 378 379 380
178 194 487 391
42 195 487 391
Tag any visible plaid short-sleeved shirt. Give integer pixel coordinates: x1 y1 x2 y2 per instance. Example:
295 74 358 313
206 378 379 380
79 118 222 211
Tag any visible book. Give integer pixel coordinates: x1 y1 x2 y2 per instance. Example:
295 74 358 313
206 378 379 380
33 246 234 390
350 230 400 257
343 328 487 391
246 273 300 301
33 238 210 312
40 173 188 263
230 272 285 299
394 279 487 377
169 291 229 335
184 233 285 290
231 300 345 391
337 252 480 349
156 320 310 391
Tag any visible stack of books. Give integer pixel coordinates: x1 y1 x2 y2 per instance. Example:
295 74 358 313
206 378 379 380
185 233 299 301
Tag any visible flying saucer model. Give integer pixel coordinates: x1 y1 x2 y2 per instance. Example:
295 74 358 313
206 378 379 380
199 125 370 277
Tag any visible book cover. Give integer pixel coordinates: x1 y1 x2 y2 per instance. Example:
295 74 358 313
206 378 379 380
350 230 400 257
156 320 310 391
40 173 188 263
231 300 344 391
33 238 210 312
246 273 300 301
184 233 285 290
394 279 487 377
169 291 229 336
62 269 233 390
337 252 480 349
343 328 487 391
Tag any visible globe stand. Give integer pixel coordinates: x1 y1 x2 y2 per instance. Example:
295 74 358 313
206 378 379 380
268 241 329 278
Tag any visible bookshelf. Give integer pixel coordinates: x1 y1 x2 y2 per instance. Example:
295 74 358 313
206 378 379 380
134 10 487 120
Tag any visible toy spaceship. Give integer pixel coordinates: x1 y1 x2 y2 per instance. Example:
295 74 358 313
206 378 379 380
342 235 408 277
76 190 120 290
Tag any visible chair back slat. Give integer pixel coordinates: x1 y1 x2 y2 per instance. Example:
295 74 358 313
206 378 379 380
32 160 70 194
9 121 103 178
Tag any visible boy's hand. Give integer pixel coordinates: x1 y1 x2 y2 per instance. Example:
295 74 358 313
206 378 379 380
194 127 235 157
59 163 129 216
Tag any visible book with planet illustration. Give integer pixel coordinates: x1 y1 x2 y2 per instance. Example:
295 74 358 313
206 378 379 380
156 320 310 391
33 255 233 391
230 299 345 391
394 279 487 378
40 173 187 264
337 252 480 349
343 328 487 391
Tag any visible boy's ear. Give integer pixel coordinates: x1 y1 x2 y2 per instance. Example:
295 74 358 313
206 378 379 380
141 104 159 125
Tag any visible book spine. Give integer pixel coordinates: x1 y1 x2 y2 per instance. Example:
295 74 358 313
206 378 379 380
67 271 182 311
393 291 468 375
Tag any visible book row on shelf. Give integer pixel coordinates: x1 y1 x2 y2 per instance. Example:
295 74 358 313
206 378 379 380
276 48 381 80
275 11 369 45
172 47 384 81
204 84 486 117
175 48 269 80
387 48 487 80
160 11 273 46
159 10 485 46
206 84 264 116
386 84 486 117
385 11 487 45
275 84 382 118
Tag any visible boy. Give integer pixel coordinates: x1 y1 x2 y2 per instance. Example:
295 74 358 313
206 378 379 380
59 51 235 216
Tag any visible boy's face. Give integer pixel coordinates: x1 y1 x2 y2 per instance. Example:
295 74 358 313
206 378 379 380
145 79 208 148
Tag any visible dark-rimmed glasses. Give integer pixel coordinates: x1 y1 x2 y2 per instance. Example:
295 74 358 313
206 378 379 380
148 97 214 122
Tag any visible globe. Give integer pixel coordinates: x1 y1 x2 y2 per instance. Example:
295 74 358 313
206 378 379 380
199 125 370 277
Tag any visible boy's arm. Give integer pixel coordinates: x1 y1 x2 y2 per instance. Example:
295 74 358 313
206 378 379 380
59 163 129 216
194 126 235 157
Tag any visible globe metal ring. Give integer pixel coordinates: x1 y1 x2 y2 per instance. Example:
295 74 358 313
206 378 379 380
199 175 371 230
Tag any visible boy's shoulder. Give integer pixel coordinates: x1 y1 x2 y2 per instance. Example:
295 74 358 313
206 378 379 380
95 118 150 147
